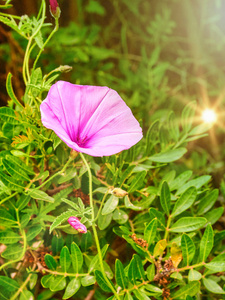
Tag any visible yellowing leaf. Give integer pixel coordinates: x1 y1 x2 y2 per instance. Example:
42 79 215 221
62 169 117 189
171 243 182 268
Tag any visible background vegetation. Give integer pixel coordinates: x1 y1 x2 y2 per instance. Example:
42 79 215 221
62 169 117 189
1 0 225 299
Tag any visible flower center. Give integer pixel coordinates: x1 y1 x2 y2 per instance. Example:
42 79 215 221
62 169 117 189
76 135 89 148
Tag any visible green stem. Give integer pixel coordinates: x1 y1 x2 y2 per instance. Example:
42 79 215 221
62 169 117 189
0 192 17 205
164 215 172 241
22 0 46 85
37 156 73 190
94 191 109 222
33 18 59 71
79 153 120 300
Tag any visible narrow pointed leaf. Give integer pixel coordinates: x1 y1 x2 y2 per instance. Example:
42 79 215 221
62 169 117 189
60 246 71 272
148 148 187 163
170 217 207 232
115 259 127 289
95 270 112 292
71 242 83 273
160 181 171 216
172 187 197 217
44 254 57 270
199 224 214 262
181 234 195 266
128 171 146 193
144 218 158 246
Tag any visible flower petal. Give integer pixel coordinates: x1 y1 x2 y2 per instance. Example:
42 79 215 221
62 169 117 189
40 81 143 157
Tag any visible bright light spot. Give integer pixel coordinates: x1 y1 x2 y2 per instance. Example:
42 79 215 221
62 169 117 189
201 109 217 124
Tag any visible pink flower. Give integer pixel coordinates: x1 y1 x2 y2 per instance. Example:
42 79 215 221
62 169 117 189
40 81 142 157
68 217 87 233
49 0 60 18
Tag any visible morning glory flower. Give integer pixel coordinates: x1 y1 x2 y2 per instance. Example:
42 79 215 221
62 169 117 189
68 217 87 233
40 81 143 157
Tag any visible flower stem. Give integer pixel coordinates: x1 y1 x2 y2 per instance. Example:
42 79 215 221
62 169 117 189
79 153 120 300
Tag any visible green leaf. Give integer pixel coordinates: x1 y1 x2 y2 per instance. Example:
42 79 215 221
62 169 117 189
160 181 171 216
197 189 219 215
44 254 57 270
199 224 214 262
71 242 83 273
133 290 151 300
189 123 212 136
6 155 35 175
170 217 207 232
144 218 158 246
0 107 20 124
170 170 193 191
128 171 146 193
28 189 54 203
2 244 23 260
102 195 119 215
88 244 109 273
60 246 71 272
0 230 21 244
205 207 224 225
172 281 200 299
128 257 138 284
148 148 187 163
176 175 211 195
203 278 225 294
188 269 202 281
124 195 142 211
181 234 195 266
19 290 34 300
146 264 155 281
80 231 92 251
149 208 165 229
145 284 162 293
0 208 17 227
146 120 160 155
58 169 77 184
26 224 42 241
181 101 196 133
95 270 112 292
0 171 24 191
81 275 96 286
63 278 81 299
119 165 135 186
16 194 31 210
172 187 197 217
153 239 167 257
6 73 24 109
113 209 128 224
98 212 113 230
41 274 54 288
50 276 67 292
134 254 145 280
50 210 76 233
115 259 127 289
0 276 19 292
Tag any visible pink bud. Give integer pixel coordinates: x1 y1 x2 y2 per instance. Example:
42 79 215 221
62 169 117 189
49 0 61 18
68 217 87 233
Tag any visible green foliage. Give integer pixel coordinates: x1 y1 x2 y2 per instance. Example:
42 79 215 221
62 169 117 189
1 0 225 299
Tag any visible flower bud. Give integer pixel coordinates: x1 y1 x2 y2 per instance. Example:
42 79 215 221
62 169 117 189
68 217 87 233
49 0 61 19
110 188 128 198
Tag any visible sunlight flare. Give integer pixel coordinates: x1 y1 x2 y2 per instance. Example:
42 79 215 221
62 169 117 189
201 108 217 124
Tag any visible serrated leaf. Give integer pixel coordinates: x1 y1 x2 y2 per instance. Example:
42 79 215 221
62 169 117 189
95 270 112 292
71 242 83 273
60 246 71 272
27 189 54 203
6 73 24 109
50 210 76 233
0 171 24 191
63 278 81 299
148 148 187 163
144 218 157 246
172 281 200 299
172 187 197 217
115 259 127 289
0 107 20 124
181 234 195 266
6 155 35 175
203 278 225 294
102 195 119 215
170 217 207 232
160 181 171 216
199 224 214 262
61 198 79 210
44 254 57 270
